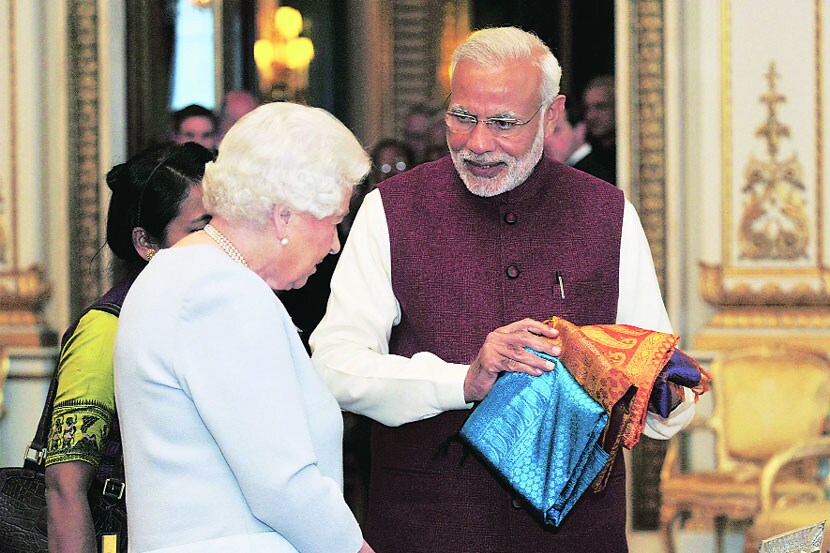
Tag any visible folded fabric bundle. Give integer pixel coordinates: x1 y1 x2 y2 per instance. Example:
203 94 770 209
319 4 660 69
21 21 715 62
543 316 684 449
458 357 609 526
458 316 710 526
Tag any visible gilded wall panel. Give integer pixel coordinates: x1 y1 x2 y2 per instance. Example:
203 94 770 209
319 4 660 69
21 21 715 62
696 0 830 350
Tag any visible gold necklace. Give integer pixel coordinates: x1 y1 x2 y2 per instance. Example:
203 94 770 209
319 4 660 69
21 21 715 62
204 224 248 267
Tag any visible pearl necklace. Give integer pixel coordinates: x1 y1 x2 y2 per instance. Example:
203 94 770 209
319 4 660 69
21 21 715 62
204 224 248 267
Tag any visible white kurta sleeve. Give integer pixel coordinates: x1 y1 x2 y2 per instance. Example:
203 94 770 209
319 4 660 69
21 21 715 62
310 191 471 427
617 200 695 439
177 270 363 552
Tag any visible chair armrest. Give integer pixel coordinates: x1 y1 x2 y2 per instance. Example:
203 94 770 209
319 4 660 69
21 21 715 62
759 436 830 511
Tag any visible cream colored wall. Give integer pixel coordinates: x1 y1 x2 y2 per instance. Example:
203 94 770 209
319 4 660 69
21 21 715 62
0 0 66 465
0 1 68 334
0 0 126 466
671 0 720 345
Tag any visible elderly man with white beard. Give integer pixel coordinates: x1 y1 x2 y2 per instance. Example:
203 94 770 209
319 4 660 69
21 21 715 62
311 26 694 553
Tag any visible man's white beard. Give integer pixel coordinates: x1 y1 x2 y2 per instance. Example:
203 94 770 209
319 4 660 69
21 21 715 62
450 119 545 198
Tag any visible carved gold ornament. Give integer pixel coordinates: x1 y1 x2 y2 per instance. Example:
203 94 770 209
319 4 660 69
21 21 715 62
738 62 809 260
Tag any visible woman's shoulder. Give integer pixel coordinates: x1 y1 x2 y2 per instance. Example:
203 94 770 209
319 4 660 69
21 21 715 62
62 308 119 358
167 246 279 316
134 245 264 297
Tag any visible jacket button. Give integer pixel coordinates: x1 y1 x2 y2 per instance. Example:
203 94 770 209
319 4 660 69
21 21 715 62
512 499 522 509
503 212 518 224
506 265 520 279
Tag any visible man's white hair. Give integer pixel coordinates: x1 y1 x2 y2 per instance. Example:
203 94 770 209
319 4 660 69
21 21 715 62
450 26 562 104
203 102 370 224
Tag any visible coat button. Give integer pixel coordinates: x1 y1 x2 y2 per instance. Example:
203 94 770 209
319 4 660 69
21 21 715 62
506 265 520 279
503 212 518 224
512 499 522 509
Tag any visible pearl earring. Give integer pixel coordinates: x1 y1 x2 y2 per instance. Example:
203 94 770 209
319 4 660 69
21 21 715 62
146 249 157 260
280 237 289 246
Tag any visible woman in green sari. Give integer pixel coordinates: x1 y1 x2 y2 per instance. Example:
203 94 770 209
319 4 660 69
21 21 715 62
44 142 213 552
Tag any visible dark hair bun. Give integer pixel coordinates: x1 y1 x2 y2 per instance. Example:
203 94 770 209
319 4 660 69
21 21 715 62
105 162 128 192
105 142 212 265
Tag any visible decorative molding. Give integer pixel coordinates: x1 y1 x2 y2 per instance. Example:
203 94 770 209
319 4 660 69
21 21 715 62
0 346 8 418
737 62 809 261
694 329 830 354
629 0 669 532
706 306 830 329
817 0 826 269
700 261 830 306
3 0 17 272
721 0 733 262
68 0 105 318
636 0 667 293
0 266 51 315
392 0 439 137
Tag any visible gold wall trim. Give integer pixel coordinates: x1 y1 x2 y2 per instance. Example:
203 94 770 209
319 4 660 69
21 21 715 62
707 306 830 329
817 0 825 268
629 0 669 533
391 0 446 138
721 0 733 265
68 0 104 318
695 332 830 352
700 261 830 306
636 0 667 293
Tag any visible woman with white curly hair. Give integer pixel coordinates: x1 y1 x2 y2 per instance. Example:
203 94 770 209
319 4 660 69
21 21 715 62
114 102 374 553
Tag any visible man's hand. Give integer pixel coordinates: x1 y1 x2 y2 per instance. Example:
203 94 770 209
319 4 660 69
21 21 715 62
463 318 561 403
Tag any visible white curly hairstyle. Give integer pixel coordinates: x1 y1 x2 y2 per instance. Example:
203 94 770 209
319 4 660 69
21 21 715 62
450 27 562 104
203 102 370 225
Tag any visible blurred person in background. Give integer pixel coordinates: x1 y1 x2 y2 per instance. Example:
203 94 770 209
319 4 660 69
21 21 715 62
171 104 217 150
582 74 616 176
339 138 414 241
403 103 437 165
217 89 260 141
545 103 615 184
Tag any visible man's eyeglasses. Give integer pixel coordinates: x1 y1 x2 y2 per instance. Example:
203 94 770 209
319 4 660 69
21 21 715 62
444 103 544 139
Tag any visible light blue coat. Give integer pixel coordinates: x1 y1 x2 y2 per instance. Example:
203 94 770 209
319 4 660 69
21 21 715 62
115 245 362 553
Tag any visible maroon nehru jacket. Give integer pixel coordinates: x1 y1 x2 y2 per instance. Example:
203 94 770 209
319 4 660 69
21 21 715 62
368 156 627 553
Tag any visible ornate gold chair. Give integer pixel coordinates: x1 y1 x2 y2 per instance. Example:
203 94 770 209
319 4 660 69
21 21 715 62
742 436 830 553
659 345 830 553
